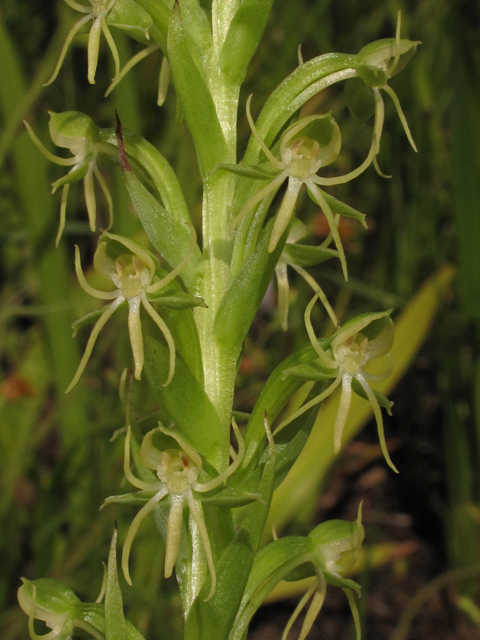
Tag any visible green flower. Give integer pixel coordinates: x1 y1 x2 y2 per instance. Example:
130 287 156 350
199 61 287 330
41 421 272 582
349 11 420 176
67 230 200 392
118 420 245 600
277 294 397 472
24 112 114 245
224 96 377 280
233 505 364 640
44 0 152 86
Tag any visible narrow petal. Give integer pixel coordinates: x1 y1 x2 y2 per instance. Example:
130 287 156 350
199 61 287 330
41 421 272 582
74 245 119 300
100 15 120 79
355 372 398 473
122 487 169 586
268 178 302 253
306 182 348 280
164 494 185 578
64 0 91 13
65 296 124 393
141 296 175 386
23 121 78 166
230 170 287 234
56 184 70 247
275 259 290 332
147 225 197 293
282 579 318 640
298 571 327 640
105 45 159 98
383 85 417 152
87 16 102 84
93 164 113 230
194 417 245 492
291 264 338 327
246 94 284 170
304 292 338 369
157 55 171 106
83 165 97 231
186 490 216 600
343 588 362 640
127 297 144 380
124 425 164 491
274 374 342 435
43 13 93 86
333 373 352 454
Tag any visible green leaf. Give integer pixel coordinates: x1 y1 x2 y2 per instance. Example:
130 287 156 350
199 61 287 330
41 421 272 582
99 126 191 227
150 291 207 309
243 339 330 467
131 0 173 52
243 53 359 166
195 486 261 508
214 218 287 355
283 243 338 267
220 0 275 85
107 0 153 43
308 188 367 227
283 360 336 382
102 491 157 508
167 2 228 176
214 162 279 181
351 378 393 413
121 168 202 292
143 313 226 470
105 526 128 640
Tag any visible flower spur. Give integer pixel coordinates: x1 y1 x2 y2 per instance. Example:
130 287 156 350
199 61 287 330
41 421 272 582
66 229 197 393
276 292 397 472
120 419 245 600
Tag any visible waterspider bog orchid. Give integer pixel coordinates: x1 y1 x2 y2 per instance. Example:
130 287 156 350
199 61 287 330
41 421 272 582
24 112 114 245
120 420 245 600
349 12 420 176
66 230 197 392
44 0 152 86
227 96 375 280
276 292 397 472
232 504 364 640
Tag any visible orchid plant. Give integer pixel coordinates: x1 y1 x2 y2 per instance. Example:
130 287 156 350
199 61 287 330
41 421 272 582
19 3 418 640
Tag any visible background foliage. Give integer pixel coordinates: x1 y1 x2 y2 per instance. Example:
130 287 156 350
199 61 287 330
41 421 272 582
1 0 480 638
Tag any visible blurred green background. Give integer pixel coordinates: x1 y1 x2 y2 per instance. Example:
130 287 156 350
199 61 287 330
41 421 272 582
1 0 480 638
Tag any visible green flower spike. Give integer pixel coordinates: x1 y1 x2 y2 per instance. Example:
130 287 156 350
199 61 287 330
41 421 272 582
352 11 420 176
66 229 197 393
275 220 339 331
24 112 114 245
121 419 245 600
276 293 397 472
230 96 375 280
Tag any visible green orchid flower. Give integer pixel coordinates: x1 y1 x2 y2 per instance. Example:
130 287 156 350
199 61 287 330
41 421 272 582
44 0 152 86
276 293 397 472
24 112 115 244
67 229 200 392
232 504 364 640
117 419 245 601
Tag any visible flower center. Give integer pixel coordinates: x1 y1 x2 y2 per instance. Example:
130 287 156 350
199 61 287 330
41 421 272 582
112 254 152 298
91 0 116 16
283 136 320 179
158 449 199 494
335 336 369 376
